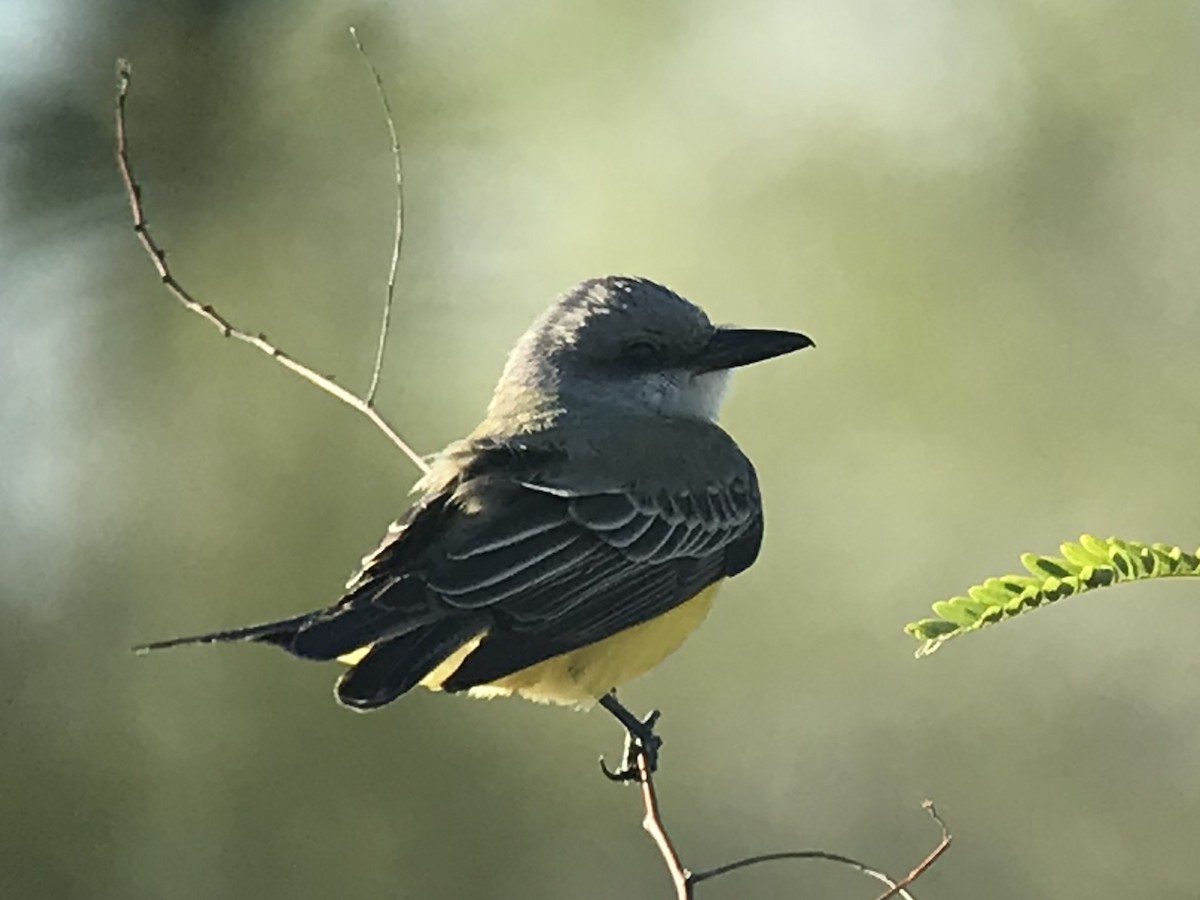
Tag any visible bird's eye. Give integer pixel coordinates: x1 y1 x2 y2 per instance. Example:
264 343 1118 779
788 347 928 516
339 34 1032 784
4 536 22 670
624 339 660 362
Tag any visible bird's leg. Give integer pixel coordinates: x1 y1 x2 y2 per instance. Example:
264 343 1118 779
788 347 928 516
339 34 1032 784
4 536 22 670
598 691 662 782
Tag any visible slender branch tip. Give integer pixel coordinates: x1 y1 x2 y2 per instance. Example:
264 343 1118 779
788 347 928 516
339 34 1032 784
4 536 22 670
113 53 429 475
347 27 405 405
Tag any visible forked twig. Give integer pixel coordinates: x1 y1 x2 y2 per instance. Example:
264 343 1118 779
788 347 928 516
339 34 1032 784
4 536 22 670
113 59 429 475
348 27 404 406
869 801 951 900
625 741 948 899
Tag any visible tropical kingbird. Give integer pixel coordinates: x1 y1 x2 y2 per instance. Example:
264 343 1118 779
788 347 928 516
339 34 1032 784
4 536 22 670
138 275 811 771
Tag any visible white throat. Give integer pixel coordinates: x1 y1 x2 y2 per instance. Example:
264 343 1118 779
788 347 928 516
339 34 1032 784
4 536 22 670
643 369 731 422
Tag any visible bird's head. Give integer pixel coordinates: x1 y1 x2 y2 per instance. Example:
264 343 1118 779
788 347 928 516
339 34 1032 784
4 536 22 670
488 276 813 426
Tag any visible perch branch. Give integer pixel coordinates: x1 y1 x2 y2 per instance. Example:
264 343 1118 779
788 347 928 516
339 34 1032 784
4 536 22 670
633 749 691 899
114 59 429 475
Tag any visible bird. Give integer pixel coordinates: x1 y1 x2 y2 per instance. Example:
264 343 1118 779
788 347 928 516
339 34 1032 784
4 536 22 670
137 275 812 775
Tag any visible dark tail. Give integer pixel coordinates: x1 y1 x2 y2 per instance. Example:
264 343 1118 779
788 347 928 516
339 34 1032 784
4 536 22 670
133 603 441 662
335 616 487 710
132 612 316 655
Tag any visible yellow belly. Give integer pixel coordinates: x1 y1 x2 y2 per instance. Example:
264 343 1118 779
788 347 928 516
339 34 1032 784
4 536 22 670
466 581 721 707
339 581 722 708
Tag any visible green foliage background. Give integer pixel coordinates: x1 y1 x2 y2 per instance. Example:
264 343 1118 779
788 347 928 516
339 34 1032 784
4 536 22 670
2 2 1198 898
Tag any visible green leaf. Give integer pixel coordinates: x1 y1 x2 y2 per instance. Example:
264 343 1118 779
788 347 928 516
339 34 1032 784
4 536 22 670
1021 553 1076 579
905 619 959 640
931 597 982 626
906 535 1200 657
1060 541 1107 568
967 583 1007 608
1109 544 1135 579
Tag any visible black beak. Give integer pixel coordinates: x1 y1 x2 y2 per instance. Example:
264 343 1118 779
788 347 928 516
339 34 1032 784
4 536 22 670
694 327 814 373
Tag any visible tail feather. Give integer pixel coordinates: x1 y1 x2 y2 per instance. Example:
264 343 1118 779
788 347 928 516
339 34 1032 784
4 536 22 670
134 606 439 662
288 606 433 661
133 613 314 654
134 580 445 672
336 618 486 710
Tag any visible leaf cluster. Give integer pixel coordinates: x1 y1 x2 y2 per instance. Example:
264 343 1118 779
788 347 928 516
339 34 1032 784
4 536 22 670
905 536 1200 657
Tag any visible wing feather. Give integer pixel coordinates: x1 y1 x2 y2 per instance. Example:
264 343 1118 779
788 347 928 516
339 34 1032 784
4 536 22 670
591 512 657 548
433 526 582 596
568 492 641 529
432 470 760 689
443 505 565 560
434 532 597 609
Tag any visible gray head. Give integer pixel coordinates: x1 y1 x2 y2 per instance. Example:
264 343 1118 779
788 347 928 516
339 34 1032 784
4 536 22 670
487 275 812 426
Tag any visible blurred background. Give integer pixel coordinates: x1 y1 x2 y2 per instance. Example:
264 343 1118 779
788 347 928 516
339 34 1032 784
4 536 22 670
3 1 1199 897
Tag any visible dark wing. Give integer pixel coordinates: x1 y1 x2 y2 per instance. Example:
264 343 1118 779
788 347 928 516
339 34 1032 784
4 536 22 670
424 471 762 693
337 450 763 706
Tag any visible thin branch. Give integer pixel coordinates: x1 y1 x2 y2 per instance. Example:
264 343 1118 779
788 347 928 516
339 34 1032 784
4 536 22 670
113 59 429 475
687 799 949 898
870 801 951 900
348 27 404 406
694 849 918 899
623 735 949 898
633 750 691 899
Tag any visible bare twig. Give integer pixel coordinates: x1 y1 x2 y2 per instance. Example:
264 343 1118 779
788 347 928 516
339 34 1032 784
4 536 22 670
113 59 429 475
870 801 951 900
624 739 948 898
688 799 949 899
694 849 919 899
348 27 404 406
633 750 691 899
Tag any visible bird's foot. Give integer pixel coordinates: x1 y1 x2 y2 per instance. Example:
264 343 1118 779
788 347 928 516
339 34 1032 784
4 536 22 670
598 693 662 783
